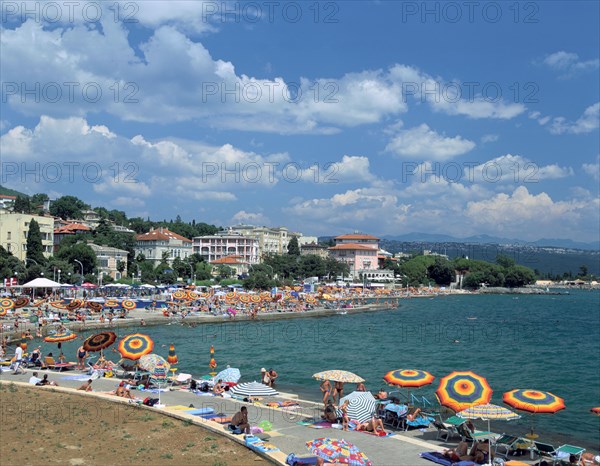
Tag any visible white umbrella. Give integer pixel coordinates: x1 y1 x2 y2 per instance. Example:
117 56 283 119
337 391 377 423
215 367 241 383
230 381 278 397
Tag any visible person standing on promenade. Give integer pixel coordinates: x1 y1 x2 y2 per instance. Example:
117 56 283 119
333 381 344 403
320 379 333 406
13 344 24 374
76 344 87 370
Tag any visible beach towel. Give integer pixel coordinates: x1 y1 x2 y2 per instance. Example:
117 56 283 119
245 436 279 453
286 454 319 466
307 421 333 429
187 408 215 415
60 375 90 381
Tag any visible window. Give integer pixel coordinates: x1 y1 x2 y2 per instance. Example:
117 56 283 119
6 232 11 240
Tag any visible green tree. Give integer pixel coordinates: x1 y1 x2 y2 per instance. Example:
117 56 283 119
427 258 455 285
26 219 46 266
0 246 24 282
578 265 588 277
504 265 536 288
496 255 516 269
56 242 97 276
49 195 89 220
287 237 300 256
13 196 32 214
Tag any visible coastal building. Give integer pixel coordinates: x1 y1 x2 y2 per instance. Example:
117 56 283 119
0 195 16 210
53 223 92 251
193 233 259 264
87 243 129 281
328 233 380 279
298 236 318 246
300 242 329 259
209 255 250 277
134 227 192 264
0 212 54 261
228 225 301 257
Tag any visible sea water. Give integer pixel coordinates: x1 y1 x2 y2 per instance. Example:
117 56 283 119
55 289 600 449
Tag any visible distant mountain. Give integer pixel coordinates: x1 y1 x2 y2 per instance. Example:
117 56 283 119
381 233 600 251
0 185 26 197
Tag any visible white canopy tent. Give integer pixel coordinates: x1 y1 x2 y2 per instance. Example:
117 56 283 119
20 278 62 288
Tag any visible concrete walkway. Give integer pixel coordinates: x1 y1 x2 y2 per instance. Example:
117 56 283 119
0 367 470 466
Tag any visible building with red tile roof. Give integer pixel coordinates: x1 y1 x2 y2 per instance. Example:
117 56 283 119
135 227 192 264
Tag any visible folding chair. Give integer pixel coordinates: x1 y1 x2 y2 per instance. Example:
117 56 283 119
432 419 461 442
493 433 520 459
550 444 586 465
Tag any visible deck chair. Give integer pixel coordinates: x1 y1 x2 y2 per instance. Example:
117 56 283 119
550 444 586 465
44 356 76 372
493 433 520 459
533 441 556 464
432 419 461 442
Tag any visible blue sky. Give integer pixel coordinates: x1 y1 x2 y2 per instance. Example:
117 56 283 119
1 1 599 242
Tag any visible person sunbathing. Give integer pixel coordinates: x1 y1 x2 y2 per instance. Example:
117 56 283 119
443 441 474 462
469 440 492 464
323 400 338 423
407 407 429 422
115 382 134 399
213 379 225 395
355 416 387 435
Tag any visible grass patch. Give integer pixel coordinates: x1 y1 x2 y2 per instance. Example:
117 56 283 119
160 453 173 459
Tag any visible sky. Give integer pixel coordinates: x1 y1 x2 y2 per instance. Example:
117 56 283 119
1 1 599 243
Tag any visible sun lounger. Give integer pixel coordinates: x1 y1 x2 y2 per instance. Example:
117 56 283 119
432 419 462 442
533 441 557 463
419 451 477 466
549 444 586 465
493 433 521 459
44 357 77 372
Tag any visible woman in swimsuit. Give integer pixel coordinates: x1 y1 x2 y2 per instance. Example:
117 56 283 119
76 345 87 370
320 379 332 406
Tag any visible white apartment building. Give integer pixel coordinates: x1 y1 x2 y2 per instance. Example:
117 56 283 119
193 233 259 264
88 243 129 280
229 225 301 257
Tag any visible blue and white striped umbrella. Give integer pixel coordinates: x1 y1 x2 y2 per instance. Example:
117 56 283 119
230 381 278 397
337 391 377 423
215 367 241 383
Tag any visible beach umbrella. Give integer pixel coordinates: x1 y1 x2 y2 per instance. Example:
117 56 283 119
436 371 493 412
118 333 154 360
384 369 434 388
44 329 78 343
150 360 170 407
306 438 372 466
337 391 377 423
250 294 261 303
66 299 84 311
139 353 170 373
591 407 600 415
172 290 187 300
13 297 30 309
187 291 198 300
50 300 68 309
502 389 565 414
503 389 565 439
1 298 15 310
83 332 117 353
313 370 365 384
86 301 103 312
167 344 178 365
457 403 520 435
104 299 119 308
230 381 279 397
81 282 97 289
121 299 136 311
215 367 241 384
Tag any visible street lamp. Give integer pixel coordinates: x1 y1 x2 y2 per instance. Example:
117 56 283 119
25 258 39 267
74 259 84 285
187 262 195 285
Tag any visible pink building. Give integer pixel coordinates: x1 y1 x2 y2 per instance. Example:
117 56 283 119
328 234 379 278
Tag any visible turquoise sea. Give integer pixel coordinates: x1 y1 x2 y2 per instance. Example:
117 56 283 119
53 290 600 449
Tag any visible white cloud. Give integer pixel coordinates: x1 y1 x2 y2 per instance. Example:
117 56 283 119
385 124 476 161
471 154 573 183
582 156 600 181
542 51 600 79
550 102 600 134
481 134 499 143
465 186 596 239
326 155 378 184
231 211 271 225
1 22 526 134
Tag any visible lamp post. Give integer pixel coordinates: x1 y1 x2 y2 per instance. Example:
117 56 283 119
187 262 195 285
74 259 84 285
25 258 39 267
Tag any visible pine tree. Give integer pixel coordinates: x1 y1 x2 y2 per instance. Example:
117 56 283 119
26 219 46 265
287 236 301 256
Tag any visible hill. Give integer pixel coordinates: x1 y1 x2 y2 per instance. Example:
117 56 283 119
0 185 27 197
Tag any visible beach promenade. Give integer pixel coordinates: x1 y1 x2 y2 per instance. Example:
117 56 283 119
0 368 499 466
